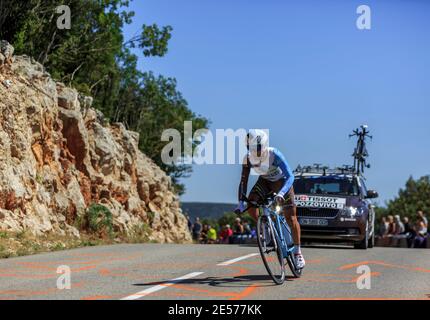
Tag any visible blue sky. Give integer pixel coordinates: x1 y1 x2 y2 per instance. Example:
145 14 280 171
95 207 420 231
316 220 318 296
122 0 430 205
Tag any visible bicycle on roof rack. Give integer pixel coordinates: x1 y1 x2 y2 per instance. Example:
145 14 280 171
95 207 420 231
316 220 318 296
349 125 372 175
237 193 303 285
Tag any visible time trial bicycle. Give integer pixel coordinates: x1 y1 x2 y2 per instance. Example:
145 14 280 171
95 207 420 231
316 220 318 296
238 193 303 285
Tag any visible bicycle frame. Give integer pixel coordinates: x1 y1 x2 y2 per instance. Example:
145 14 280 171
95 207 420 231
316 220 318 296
260 205 295 258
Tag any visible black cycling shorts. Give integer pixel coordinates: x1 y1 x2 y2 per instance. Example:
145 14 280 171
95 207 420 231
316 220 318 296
248 177 296 208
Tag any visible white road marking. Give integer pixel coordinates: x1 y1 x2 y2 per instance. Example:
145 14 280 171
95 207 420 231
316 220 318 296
217 253 259 266
121 272 204 300
121 252 258 300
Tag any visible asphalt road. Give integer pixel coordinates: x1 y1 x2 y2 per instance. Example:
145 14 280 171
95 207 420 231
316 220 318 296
0 243 429 300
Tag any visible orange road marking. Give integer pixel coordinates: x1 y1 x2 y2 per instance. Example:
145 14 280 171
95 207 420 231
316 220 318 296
229 285 258 300
339 260 430 273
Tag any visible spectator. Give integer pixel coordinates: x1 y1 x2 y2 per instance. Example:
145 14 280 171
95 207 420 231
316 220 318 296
233 217 245 244
192 217 202 242
402 216 415 248
387 215 395 236
185 215 193 233
417 210 428 230
243 220 252 236
207 225 217 244
413 217 428 248
402 217 413 234
234 217 244 235
394 215 405 234
219 224 233 244
378 216 389 237
200 224 209 244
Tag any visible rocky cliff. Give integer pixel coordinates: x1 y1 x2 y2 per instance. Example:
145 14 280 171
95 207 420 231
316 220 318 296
0 41 191 243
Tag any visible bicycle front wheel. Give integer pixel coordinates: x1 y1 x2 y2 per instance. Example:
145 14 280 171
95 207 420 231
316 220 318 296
257 215 285 285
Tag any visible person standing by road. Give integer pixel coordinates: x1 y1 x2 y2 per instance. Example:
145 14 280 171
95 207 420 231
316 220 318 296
185 214 193 233
378 216 389 237
207 225 217 244
192 217 202 242
233 217 245 244
200 224 209 244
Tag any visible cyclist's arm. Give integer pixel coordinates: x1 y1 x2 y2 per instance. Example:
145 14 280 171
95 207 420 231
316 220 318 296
238 156 250 201
273 149 294 198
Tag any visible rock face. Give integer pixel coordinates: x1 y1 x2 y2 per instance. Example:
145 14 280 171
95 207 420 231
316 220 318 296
0 41 191 243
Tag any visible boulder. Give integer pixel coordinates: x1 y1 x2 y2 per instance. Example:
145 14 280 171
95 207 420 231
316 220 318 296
0 41 14 60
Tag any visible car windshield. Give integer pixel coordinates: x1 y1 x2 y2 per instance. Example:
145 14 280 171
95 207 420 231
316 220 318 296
293 176 359 196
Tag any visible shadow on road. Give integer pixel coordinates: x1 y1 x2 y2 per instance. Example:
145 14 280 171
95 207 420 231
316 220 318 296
133 274 298 289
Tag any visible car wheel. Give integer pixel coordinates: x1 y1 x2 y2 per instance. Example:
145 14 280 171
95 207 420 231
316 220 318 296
354 222 369 250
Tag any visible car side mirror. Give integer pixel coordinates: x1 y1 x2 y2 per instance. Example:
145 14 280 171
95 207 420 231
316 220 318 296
366 190 379 199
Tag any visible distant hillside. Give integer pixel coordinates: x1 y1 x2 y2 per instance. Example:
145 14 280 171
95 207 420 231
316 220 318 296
181 202 236 220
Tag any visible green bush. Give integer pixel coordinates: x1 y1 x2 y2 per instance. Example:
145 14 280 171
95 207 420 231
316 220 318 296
86 204 114 237
147 211 155 224
128 223 152 243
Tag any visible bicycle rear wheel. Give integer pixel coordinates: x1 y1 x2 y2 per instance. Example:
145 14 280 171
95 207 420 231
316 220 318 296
257 215 285 285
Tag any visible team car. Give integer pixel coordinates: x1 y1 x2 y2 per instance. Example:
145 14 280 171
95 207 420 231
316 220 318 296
292 125 378 249
293 165 378 249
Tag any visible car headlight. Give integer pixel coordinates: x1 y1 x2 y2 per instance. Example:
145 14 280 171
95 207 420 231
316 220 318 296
342 206 364 217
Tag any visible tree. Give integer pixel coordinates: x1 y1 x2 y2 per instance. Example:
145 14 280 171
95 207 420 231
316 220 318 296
111 62 209 194
385 176 430 220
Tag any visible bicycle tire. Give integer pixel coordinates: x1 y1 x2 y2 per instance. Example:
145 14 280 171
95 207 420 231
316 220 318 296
286 253 303 278
257 215 285 285
280 222 303 278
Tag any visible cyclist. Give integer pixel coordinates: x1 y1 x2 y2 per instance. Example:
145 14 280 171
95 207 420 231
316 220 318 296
234 129 305 269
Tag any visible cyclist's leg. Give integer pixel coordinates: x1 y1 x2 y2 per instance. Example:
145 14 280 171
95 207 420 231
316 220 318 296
270 181 301 246
247 177 270 222
247 196 259 222
280 187 300 244
281 187 305 267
